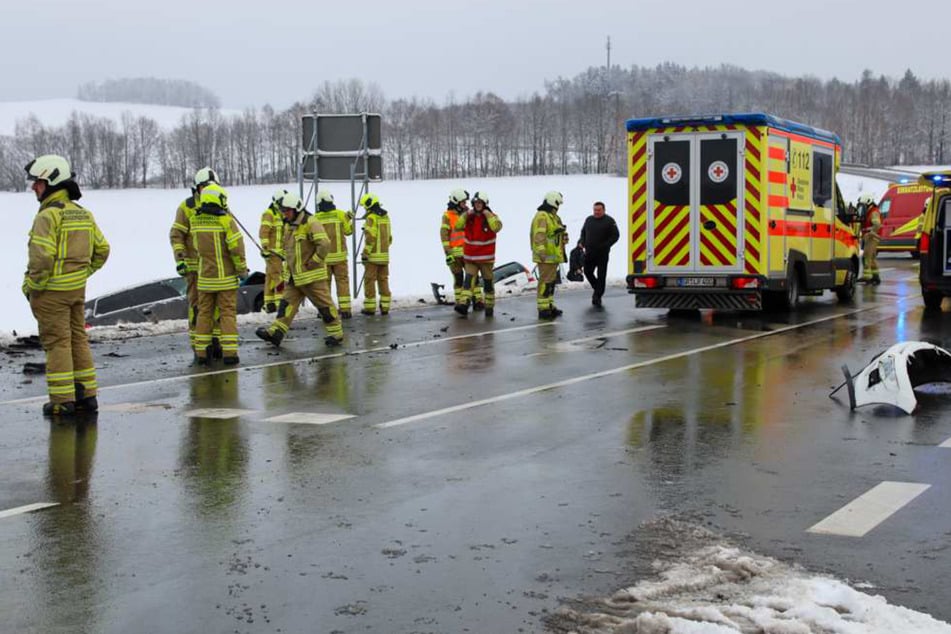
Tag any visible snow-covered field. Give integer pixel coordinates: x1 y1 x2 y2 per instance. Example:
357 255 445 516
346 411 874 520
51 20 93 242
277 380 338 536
0 174 627 337
0 98 240 135
0 171 898 338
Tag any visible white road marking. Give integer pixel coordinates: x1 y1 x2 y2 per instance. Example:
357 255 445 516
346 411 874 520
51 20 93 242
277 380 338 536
0 502 58 519
807 481 931 537
553 324 667 348
263 412 354 425
0 321 558 407
939 437 951 449
185 408 257 419
376 307 876 429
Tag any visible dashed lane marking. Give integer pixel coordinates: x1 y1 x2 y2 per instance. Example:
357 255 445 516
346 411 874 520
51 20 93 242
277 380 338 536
807 481 931 537
263 412 355 425
0 321 560 407
376 306 877 429
185 408 257 420
0 502 58 519
940 438 951 449
551 324 667 350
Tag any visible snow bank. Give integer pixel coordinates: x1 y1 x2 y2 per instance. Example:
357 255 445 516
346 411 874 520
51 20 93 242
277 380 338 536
552 520 951 634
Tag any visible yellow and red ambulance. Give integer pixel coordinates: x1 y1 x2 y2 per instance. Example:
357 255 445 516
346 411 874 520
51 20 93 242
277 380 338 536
625 113 860 310
876 181 930 256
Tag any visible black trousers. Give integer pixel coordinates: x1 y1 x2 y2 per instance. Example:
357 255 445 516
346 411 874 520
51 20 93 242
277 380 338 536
583 251 609 298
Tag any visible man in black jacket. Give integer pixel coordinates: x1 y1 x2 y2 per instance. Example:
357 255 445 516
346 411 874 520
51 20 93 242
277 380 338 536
579 201 619 306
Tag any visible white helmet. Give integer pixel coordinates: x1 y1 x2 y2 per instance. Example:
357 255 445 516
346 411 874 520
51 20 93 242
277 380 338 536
281 192 305 213
544 190 564 209
857 192 877 206
271 189 288 206
449 188 469 205
471 191 489 206
25 154 72 186
193 167 220 189
315 190 335 205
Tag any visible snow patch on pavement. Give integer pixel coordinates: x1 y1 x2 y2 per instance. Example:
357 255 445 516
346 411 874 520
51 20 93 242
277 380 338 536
551 519 951 634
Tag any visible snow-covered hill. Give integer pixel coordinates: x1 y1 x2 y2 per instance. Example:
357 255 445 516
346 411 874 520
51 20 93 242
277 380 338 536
0 98 240 136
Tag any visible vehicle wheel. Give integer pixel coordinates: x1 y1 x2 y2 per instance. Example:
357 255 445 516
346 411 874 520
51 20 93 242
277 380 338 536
253 293 264 313
923 290 944 311
835 262 857 303
780 266 800 310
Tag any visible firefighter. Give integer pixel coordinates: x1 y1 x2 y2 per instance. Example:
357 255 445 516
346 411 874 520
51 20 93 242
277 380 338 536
255 193 344 348
190 183 248 365
259 189 288 313
454 191 502 318
441 188 485 309
858 192 882 285
170 167 220 353
359 193 393 316
24 154 110 417
531 191 568 319
314 190 354 318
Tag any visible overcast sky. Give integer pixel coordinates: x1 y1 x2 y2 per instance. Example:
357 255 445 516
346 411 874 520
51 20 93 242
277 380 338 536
3 0 949 109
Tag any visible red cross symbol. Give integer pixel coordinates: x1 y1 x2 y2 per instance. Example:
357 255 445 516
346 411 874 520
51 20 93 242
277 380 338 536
712 165 725 179
666 167 679 180
790 179 797 197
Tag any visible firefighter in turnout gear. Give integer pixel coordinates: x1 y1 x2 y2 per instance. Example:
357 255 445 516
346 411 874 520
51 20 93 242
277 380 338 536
442 188 484 308
24 155 110 417
314 190 354 318
454 191 502 317
531 191 568 319
859 192 882 285
190 183 248 365
255 193 344 348
170 167 220 350
359 193 393 315
259 189 287 313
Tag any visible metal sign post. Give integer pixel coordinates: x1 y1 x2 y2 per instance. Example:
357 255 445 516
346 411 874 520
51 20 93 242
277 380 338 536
299 113 383 299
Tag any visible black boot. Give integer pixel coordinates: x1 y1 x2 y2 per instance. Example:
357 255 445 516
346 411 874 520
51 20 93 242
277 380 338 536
210 338 223 359
43 401 76 417
485 307 494 317
473 301 485 311
340 310 352 319
324 335 343 347
454 303 469 316
871 275 881 286
255 326 284 347
223 356 240 366
551 307 564 317
538 309 554 319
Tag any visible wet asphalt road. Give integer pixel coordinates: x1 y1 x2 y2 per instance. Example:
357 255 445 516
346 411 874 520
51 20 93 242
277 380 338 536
2 257 951 633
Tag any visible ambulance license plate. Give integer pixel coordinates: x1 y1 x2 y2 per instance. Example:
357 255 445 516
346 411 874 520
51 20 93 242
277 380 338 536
676 277 715 287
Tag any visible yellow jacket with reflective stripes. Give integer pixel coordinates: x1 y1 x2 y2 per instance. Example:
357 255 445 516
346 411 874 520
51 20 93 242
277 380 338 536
169 195 199 272
531 208 566 264
24 189 110 293
258 204 285 257
282 212 330 285
314 207 353 264
362 209 392 264
189 207 248 292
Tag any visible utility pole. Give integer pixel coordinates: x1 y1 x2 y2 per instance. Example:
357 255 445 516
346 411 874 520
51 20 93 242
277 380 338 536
606 35 611 70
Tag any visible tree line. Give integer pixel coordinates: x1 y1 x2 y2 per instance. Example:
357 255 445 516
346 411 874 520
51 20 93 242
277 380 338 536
1 66 949 192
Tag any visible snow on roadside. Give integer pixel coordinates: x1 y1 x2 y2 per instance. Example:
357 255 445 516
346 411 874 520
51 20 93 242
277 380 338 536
550 519 951 634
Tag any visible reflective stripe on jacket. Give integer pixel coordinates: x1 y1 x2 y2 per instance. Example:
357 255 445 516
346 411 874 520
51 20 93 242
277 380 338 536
283 212 330 285
531 209 566 264
259 204 285 257
170 195 199 272
362 210 392 264
25 189 110 292
314 208 353 264
456 210 502 262
441 209 465 257
190 209 247 292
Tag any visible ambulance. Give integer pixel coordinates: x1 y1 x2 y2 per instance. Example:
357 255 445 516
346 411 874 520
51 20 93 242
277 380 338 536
625 113 860 311
876 181 930 256
916 170 951 309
